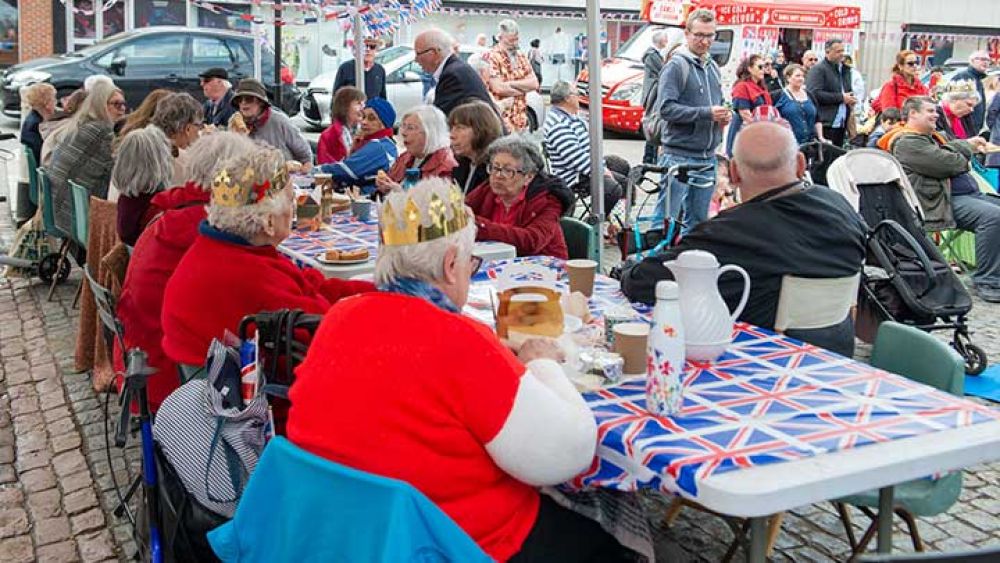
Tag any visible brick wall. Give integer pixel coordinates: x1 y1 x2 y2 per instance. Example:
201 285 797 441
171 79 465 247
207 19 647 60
20 0 55 62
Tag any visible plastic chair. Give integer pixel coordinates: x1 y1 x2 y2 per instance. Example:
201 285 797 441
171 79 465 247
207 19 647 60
69 180 91 248
775 273 860 356
560 216 597 261
22 146 38 207
207 436 491 563
39 168 74 301
834 321 965 556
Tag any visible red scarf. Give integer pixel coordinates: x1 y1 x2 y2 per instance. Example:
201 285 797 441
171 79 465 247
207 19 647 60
352 127 394 152
247 106 272 134
942 104 968 139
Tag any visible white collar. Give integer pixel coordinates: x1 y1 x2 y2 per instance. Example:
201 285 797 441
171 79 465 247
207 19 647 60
432 56 449 83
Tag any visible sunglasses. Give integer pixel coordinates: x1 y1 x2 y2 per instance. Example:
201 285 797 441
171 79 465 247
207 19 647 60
904 61 919 67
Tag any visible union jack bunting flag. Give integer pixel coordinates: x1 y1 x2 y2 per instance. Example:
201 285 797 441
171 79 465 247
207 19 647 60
571 324 1000 497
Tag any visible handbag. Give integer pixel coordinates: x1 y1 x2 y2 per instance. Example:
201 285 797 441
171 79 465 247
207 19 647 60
2 213 51 279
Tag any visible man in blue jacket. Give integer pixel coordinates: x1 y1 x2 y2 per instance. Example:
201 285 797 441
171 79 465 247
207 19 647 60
653 8 731 232
951 50 991 133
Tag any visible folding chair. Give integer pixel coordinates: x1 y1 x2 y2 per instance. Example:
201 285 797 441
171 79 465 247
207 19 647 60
39 168 73 301
83 264 125 367
560 216 598 261
775 273 860 357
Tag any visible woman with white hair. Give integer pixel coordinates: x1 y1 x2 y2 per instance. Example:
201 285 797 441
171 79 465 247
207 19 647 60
374 104 457 194
288 177 627 562
151 92 205 184
47 80 128 236
161 146 374 380
111 126 173 245
936 80 981 140
115 132 257 412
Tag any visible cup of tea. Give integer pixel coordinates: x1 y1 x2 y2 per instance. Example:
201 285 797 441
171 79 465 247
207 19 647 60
613 322 650 375
351 199 373 222
565 259 597 297
314 173 333 190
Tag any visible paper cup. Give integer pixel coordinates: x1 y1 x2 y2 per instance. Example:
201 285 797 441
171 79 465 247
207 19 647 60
351 200 372 222
314 173 333 190
566 259 597 297
613 322 650 375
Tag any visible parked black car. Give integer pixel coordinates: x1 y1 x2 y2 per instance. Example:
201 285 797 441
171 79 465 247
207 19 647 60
1 27 300 118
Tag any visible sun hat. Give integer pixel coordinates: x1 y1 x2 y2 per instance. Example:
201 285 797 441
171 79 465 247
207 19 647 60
230 78 270 108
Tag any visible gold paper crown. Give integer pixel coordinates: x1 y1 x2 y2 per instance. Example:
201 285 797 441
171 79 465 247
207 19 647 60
379 184 470 246
210 162 289 208
942 78 977 95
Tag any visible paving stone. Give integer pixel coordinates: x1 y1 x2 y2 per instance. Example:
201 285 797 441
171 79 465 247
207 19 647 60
63 487 98 516
0 508 29 538
25 488 61 520
0 535 34 563
76 529 116 562
60 471 94 495
70 507 105 535
0 466 15 485
934 536 976 553
0 487 23 509
14 430 47 454
51 450 87 478
33 516 70 546
42 407 72 425
35 540 78 563
937 518 989 544
14 448 52 473
20 468 56 493
0 446 12 464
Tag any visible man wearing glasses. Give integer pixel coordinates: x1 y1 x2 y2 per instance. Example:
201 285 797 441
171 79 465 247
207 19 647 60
333 38 387 100
951 50 992 132
652 8 730 232
801 50 819 72
806 39 856 147
199 67 235 128
414 28 498 119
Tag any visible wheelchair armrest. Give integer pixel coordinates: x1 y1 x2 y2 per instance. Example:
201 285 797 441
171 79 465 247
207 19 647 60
872 219 937 295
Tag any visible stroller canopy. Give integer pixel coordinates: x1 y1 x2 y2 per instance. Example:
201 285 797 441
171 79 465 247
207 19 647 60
825 149 924 221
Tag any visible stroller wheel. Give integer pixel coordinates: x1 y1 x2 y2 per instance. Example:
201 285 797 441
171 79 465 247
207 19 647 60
38 253 71 284
963 344 988 376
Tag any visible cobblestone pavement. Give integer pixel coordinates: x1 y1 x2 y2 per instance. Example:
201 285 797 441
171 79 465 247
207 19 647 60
1 143 1000 562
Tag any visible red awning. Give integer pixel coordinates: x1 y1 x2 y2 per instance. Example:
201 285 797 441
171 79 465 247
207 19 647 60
691 0 861 29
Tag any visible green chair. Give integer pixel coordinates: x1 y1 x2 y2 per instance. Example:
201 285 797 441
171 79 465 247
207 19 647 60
39 168 74 301
68 179 91 248
834 321 964 556
937 229 974 272
37 168 61 238
22 146 38 207
560 216 598 261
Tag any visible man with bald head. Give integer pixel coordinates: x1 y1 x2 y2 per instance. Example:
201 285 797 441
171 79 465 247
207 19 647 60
415 27 497 118
621 121 866 355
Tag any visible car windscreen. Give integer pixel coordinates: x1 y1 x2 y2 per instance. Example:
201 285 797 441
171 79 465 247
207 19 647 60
63 30 140 57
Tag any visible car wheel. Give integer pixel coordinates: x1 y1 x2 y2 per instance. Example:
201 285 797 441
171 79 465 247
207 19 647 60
527 108 538 132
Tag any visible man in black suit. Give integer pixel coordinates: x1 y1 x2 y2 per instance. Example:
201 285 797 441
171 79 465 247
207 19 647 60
805 38 857 148
414 28 496 118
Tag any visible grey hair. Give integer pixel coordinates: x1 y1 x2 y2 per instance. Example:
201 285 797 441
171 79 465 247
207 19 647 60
84 75 115 92
486 134 544 175
111 126 173 197
180 132 259 188
402 105 450 155
419 28 455 54
152 93 204 138
375 176 476 286
970 50 989 64
549 80 577 105
732 122 799 174
49 80 122 146
207 147 292 240
498 19 519 36
824 38 844 52
652 30 669 45
942 88 981 104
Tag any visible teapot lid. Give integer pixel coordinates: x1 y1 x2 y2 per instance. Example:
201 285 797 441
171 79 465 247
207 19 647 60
672 249 720 269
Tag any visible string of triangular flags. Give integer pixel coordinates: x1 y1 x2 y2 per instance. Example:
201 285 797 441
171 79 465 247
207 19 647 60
191 0 439 35
59 0 121 17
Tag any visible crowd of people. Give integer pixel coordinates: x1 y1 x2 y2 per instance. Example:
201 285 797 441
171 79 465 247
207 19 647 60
9 7 1000 562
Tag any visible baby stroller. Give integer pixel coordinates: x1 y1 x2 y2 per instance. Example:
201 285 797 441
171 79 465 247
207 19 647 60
826 149 987 375
800 140 849 188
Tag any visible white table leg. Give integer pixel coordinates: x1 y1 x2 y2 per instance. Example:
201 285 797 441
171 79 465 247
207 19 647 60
877 486 894 554
747 516 767 563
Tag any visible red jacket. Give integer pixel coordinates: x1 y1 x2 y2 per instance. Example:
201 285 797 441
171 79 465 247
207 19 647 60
317 120 349 165
874 73 929 112
466 173 573 259
388 147 458 183
114 182 210 411
161 222 375 368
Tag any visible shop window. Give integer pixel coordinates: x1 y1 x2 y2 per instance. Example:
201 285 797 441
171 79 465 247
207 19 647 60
197 2 250 32
0 0 16 66
135 0 186 27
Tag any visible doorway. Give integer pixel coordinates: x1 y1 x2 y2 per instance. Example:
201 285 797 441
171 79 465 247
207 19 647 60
780 28 814 65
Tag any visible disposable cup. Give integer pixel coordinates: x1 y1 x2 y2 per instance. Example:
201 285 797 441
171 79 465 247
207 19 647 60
613 322 650 375
566 259 597 297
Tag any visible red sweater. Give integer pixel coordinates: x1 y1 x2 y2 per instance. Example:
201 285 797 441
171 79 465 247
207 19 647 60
874 74 929 112
466 175 570 259
316 120 349 165
287 293 538 562
115 182 209 411
388 147 459 183
161 222 374 367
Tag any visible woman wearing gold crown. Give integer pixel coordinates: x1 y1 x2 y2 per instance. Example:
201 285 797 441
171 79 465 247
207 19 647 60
160 146 375 372
466 135 574 259
936 80 981 141
288 177 630 562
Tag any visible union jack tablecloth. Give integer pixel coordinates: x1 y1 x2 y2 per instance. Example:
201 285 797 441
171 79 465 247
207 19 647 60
280 211 378 264
471 258 1000 499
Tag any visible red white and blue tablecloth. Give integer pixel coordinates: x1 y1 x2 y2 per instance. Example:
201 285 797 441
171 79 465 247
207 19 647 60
280 211 377 262
471 258 1000 499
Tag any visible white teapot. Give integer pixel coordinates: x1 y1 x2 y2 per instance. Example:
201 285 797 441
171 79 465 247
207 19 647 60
664 250 750 362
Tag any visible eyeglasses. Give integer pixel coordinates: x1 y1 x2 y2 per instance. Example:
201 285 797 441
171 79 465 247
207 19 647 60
400 123 423 132
108 100 127 110
415 47 438 57
486 164 525 178
689 32 715 42
469 255 483 277
805 57 818 62
754 64 766 70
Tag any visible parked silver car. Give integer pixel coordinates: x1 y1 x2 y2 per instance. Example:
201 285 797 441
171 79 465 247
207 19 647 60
300 45 545 131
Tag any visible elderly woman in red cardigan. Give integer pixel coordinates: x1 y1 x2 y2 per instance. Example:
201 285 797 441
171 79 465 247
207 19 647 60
374 104 458 193
288 177 629 562
160 145 374 371
466 135 574 258
114 132 257 411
